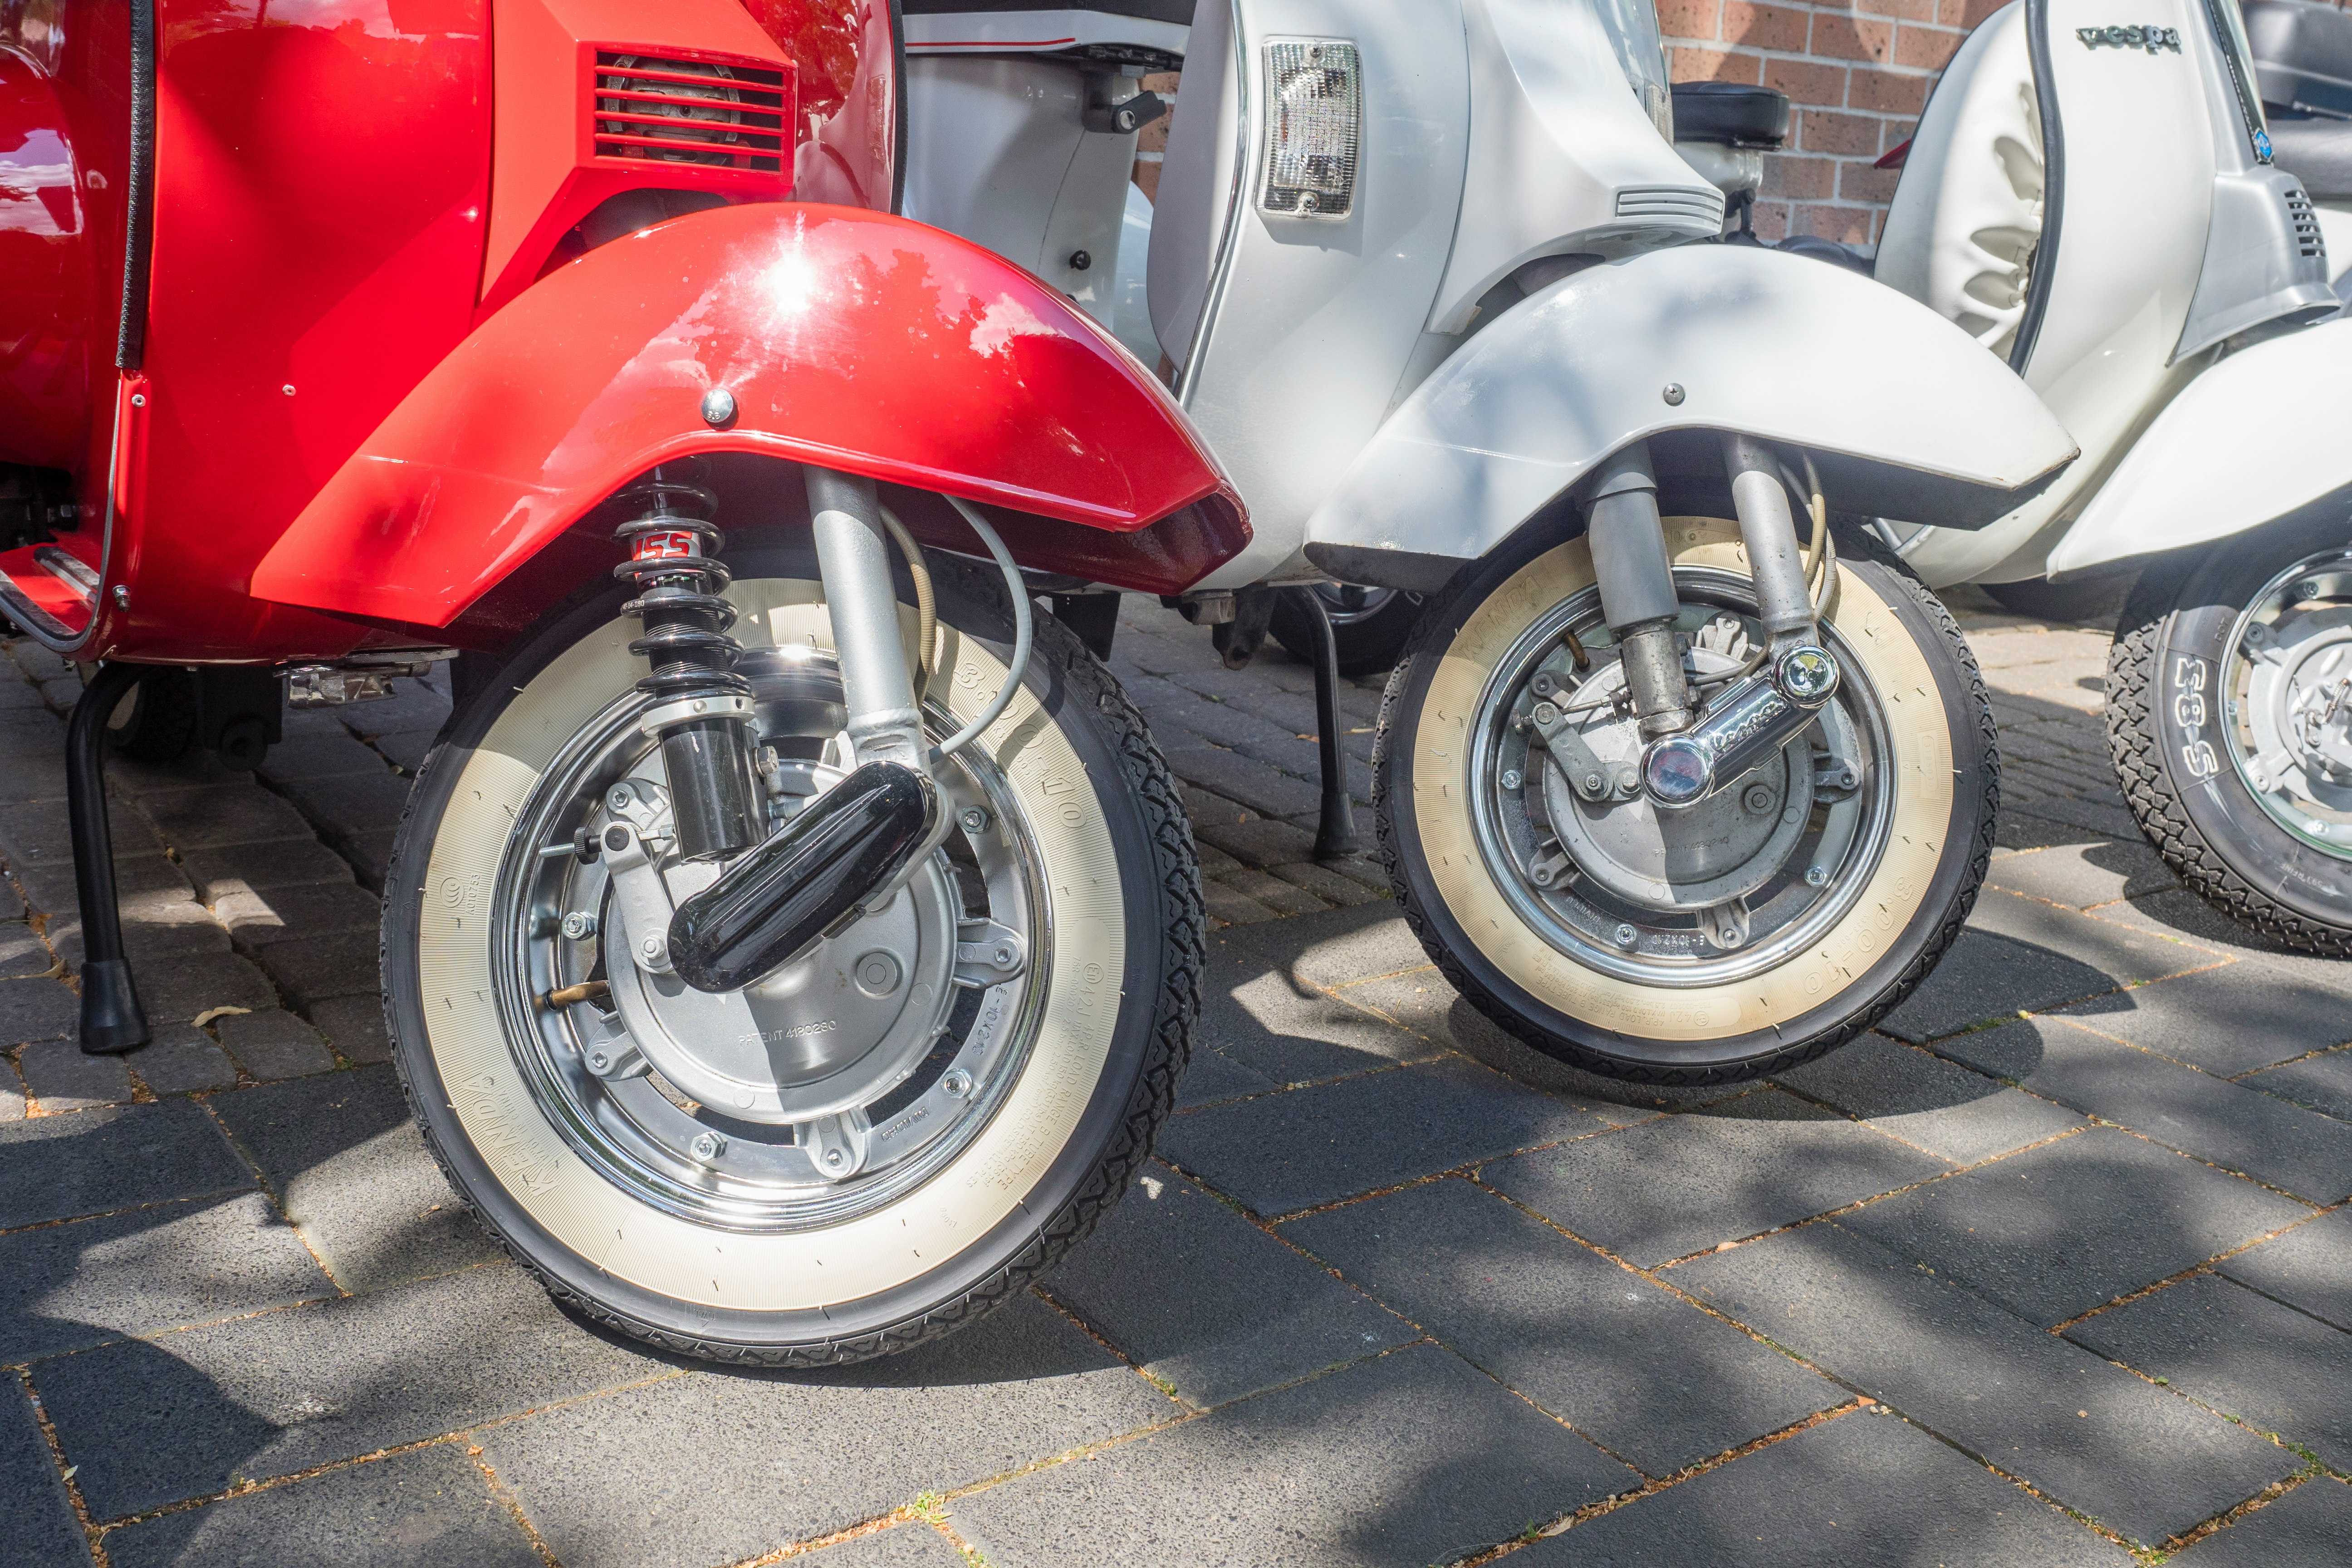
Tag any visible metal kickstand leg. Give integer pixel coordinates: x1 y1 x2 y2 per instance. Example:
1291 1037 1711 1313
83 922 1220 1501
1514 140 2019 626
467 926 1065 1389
1284 586 1361 862
68 663 150 1054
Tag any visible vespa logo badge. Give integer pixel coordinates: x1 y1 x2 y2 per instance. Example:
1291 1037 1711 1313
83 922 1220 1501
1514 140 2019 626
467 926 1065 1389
2077 24 2182 53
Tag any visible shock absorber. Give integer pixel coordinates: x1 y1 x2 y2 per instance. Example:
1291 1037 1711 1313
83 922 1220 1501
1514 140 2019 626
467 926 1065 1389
613 466 762 862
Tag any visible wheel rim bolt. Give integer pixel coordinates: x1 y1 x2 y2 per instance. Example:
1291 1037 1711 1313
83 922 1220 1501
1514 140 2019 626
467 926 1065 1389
1805 865 1830 887
642 936 664 959
608 785 633 810
942 1069 974 1098
561 911 598 941
690 1132 725 1161
1501 769 1522 790
824 1148 845 1168
1614 923 1638 949
960 805 990 833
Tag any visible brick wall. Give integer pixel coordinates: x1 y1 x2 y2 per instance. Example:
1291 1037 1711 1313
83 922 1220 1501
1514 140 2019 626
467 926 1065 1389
1663 0 2007 243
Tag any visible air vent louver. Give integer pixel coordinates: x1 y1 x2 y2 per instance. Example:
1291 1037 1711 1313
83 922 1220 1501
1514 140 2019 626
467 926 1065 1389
2286 187 2326 260
1614 186 1726 225
593 54 787 172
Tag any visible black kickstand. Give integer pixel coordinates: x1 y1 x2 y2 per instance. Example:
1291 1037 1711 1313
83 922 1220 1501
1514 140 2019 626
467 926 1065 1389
1283 587 1361 862
68 663 149 1054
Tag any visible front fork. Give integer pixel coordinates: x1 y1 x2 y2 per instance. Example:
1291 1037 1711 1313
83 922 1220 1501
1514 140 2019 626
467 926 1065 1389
1585 437 1841 809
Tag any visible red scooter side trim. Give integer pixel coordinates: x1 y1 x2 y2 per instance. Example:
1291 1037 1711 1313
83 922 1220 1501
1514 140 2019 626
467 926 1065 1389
250 203 1246 627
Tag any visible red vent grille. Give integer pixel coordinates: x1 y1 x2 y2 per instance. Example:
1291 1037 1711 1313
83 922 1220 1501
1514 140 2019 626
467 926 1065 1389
593 54 787 172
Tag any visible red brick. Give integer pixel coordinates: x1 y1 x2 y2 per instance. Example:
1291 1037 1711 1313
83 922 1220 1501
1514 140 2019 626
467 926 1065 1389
1721 0 1809 52
1847 66 1929 113
1793 203 1877 243
1879 117 1919 154
1131 161 1162 203
1893 24 1962 68
1761 153 1836 199
1938 0 2008 26
1657 0 1722 42
1854 0 1938 20
1763 57 1848 107
1671 46 1764 83
1752 201 1793 242
1838 159 1902 202
1797 108 1881 156
1811 14 1895 62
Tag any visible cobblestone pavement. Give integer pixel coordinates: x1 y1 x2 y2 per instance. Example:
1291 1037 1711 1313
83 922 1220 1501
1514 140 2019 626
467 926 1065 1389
5 587 2351 1568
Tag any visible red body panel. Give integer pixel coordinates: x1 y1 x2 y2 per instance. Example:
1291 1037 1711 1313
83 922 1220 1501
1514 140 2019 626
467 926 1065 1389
251 203 1245 627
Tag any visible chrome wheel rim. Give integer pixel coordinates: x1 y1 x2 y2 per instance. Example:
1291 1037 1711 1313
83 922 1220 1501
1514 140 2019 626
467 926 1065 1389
489 647 1048 1232
1465 567 1897 989
2220 544 2352 862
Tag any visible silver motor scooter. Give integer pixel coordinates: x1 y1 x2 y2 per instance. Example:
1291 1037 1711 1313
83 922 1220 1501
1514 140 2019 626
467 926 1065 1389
905 0 2078 1083
1868 0 2352 951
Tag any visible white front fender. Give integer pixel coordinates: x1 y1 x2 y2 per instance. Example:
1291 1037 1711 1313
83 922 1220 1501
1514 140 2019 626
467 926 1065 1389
1304 244 2077 579
2047 318 2352 578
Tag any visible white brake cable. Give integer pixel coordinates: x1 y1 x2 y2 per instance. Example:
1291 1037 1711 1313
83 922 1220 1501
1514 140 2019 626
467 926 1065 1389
931 495 1033 764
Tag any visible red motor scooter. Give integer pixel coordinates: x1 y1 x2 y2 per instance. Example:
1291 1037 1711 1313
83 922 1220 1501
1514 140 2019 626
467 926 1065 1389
0 0 1246 1364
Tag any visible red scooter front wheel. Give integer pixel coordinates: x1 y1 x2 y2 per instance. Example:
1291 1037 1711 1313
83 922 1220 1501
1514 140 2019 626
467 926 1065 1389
381 550 1201 1365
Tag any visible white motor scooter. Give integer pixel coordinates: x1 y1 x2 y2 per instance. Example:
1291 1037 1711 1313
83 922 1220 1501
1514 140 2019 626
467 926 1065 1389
1867 0 2352 951
903 0 2079 1083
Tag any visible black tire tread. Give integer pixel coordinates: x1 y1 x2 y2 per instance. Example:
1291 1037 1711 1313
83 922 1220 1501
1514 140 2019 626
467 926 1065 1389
2105 587 2352 956
382 555 1204 1366
1371 539 2000 1086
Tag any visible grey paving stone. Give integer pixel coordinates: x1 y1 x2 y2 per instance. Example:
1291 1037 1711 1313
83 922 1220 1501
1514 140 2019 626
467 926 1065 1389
2051 967 2352 1075
1877 890 2212 1042
0 1193 333 1364
1773 1033 2087 1163
250 931 378 1009
1 1055 24 1121
1196 947 1440 1087
1674 1221 2294 1548
207 1067 497 1291
1203 884 1279 926
340 830 398 892
480 1293 1174 1568
1985 838 2178 909
1220 900 1432 989
2171 1475 2352 1567
178 837 357 902
1267 860 1379 907
254 730 394 784
48 891 231 968
797 1524 970 1567
1837 1126 2311 1327
0 1099 253 1230
135 785 315 851
0 1383 88 1568
1930 1019 2352 1201
2067 1273 2352 1471
0 920 54 977
1482 1090 1950 1267
0 875 24 919
1284 1179 1836 1477
1161 742 1320 820
212 1009 337 1081
10 855 190 926
215 882 381 950
2090 889 2352 989
1 975 78 1046
333 681 450 737
1192 814 1318 870
2244 1048 2352 1122
127 952 276 1027
955 1342 1637 1568
1049 1165 1412 1408
366 728 436 772
1174 1045 1276 1110
103 1443 540 1568
1158 1056 1602 1217
2219 1208 2352 1332
0 748 67 805
38 1261 662 1520
278 772 414 845
307 994 391 1064
127 1026 238 1094
1520 1407 2131 1568
17 1040 133 1112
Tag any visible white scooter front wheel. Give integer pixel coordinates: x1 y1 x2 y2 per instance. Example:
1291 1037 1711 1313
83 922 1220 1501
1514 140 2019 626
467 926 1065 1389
1375 518 1997 1083
382 549 1200 1365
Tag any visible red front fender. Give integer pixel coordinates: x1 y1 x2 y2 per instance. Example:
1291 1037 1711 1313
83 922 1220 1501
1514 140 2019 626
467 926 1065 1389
250 203 1246 626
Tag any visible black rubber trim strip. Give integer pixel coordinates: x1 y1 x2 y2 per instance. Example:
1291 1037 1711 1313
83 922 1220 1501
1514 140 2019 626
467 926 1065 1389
2009 0 2065 374
889 0 910 214
115 0 157 370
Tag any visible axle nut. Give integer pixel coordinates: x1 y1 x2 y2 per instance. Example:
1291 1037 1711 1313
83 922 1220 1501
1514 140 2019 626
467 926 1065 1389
1775 647 1839 705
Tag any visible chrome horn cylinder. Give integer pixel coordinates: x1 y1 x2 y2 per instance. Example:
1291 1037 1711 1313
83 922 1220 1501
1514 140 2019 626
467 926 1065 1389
1642 645 1840 808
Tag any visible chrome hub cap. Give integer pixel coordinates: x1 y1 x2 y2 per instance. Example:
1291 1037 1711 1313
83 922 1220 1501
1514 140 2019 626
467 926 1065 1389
2223 546 2352 859
492 647 1045 1230
1468 569 1894 984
